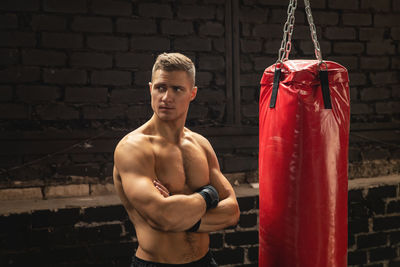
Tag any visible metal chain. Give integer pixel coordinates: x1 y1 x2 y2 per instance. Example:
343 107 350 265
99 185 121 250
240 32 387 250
277 0 297 64
304 0 323 63
277 0 325 66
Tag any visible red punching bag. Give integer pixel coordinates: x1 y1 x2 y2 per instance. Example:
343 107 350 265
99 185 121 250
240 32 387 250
258 1 350 266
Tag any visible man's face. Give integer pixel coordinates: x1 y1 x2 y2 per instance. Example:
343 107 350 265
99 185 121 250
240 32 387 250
149 69 197 121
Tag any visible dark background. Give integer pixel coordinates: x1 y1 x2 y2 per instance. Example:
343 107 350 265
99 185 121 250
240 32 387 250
0 0 399 266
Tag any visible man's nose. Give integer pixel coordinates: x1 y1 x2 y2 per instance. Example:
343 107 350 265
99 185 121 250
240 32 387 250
161 88 173 102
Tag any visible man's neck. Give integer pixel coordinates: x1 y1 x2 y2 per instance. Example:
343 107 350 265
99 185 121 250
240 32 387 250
149 114 186 144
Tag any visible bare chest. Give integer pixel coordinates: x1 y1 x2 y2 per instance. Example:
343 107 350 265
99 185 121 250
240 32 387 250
154 140 209 194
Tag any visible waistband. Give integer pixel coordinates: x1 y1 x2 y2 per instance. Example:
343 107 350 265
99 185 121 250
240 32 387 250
132 250 216 267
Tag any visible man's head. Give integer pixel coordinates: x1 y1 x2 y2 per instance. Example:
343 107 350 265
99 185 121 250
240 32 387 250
151 53 195 87
149 53 198 122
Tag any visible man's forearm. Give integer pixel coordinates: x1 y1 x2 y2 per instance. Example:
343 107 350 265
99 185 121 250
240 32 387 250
197 197 240 232
152 193 207 232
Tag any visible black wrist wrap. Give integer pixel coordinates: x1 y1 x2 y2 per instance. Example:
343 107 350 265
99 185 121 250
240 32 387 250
197 185 219 210
187 219 201 232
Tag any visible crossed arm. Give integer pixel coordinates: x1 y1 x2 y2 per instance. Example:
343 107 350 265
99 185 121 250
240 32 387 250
114 135 240 233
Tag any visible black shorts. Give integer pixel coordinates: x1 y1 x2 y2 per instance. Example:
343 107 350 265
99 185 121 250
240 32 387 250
130 251 218 267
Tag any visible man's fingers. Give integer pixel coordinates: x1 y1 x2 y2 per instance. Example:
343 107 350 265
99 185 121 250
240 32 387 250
153 180 170 197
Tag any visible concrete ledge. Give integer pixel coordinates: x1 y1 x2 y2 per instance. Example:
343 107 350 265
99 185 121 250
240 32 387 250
0 184 258 215
348 174 400 189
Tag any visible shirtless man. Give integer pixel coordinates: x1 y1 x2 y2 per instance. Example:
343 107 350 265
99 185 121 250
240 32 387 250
113 52 240 266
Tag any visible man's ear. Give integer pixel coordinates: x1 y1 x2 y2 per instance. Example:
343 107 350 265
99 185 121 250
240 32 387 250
190 86 198 101
149 82 152 93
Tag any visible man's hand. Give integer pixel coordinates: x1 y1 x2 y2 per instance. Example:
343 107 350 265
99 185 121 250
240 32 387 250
153 179 170 198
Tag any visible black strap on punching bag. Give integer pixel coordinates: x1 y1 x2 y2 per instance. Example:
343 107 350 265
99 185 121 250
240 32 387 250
319 70 332 109
269 68 281 108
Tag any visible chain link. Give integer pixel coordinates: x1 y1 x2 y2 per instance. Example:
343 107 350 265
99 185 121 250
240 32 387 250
304 0 323 63
277 0 297 64
276 0 325 66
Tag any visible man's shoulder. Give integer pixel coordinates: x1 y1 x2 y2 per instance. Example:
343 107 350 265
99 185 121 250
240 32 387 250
115 131 153 159
184 128 213 150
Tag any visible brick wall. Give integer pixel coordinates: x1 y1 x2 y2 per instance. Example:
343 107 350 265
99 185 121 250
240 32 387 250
0 0 399 190
0 187 260 267
1 178 400 267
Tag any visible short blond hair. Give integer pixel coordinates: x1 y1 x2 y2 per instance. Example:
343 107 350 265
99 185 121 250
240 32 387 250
152 53 196 86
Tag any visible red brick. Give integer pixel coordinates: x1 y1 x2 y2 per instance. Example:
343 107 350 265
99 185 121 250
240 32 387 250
83 105 126 120
70 52 112 68
327 56 358 71
299 41 331 56
138 3 173 18
126 105 153 120
36 104 79 120
199 22 224 36
349 72 367 86
0 0 39 11
223 155 257 172
87 36 128 51
360 57 390 70
187 104 208 120
0 85 12 101
0 66 40 83
392 57 400 69
343 13 372 26
198 55 225 70
359 28 385 41
253 24 283 38
16 85 61 102
134 71 151 86
115 53 154 69
43 0 87 13
360 87 391 101
116 18 157 34
0 103 28 119
328 0 359 9
31 15 66 31
240 73 260 87
367 41 396 55
361 0 391 11
130 37 170 51
22 49 66 66
91 0 131 16
42 33 83 49
44 68 87 84
177 5 216 19
0 31 36 47
370 72 399 85
241 40 262 53
351 103 373 115
161 20 194 36
313 11 339 26
376 102 400 114
325 27 356 40
65 87 108 103
0 48 19 65
71 17 112 33
0 14 17 29
91 70 131 86
392 27 400 40
212 38 225 52
375 14 400 26
196 71 213 86
111 89 150 104
239 6 268 23
174 37 212 51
